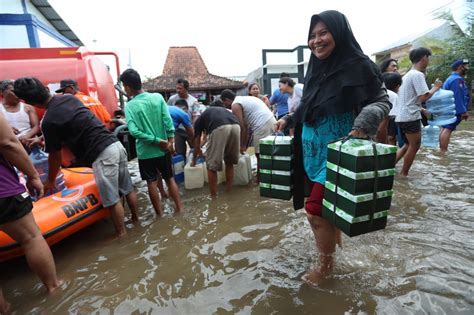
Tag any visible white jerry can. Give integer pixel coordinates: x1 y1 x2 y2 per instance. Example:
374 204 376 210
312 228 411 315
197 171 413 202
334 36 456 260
233 153 252 185
184 162 205 189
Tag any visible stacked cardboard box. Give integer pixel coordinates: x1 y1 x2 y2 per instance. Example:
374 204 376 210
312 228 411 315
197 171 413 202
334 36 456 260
322 138 397 237
258 136 293 200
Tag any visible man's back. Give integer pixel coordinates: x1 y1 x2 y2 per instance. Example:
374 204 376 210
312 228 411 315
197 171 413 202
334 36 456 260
233 96 274 130
396 69 429 122
194 106 238 136
125 92 175 159
269 89 289 118
443 73 469 114
168 105 193 130
41 95 116 165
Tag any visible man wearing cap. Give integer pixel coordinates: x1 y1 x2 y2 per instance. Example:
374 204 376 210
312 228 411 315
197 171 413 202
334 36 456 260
56 79 111 128
439 59 470 153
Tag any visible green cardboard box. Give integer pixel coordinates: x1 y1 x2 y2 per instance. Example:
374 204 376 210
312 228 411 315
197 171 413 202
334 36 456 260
327 139 397 172
259 136 293 156
323 181 392 217
322 199 388 237
259 155 293 171
260 169 292 186
326 161 395 194
259 182 292 200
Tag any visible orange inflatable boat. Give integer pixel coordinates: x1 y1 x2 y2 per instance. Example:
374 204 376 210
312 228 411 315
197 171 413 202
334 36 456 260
0 168 110 262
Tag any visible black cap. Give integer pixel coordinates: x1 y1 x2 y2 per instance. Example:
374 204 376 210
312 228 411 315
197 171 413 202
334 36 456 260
55 79 78 93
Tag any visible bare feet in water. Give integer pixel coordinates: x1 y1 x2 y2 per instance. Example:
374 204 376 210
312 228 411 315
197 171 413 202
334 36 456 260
301 267 331 286
47 279 64 294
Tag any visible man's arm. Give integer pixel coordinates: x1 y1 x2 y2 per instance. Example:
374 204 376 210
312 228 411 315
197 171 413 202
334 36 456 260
0 113 43 197
231 103 248 153
418 78 442 103
21 104 40 141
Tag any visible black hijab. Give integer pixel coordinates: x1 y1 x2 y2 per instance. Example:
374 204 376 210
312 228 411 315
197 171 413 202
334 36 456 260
295 10 383 125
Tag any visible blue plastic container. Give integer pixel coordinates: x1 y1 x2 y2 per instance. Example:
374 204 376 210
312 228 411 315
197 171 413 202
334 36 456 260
426 89 457 126
421 125 440 148
172 154 185 184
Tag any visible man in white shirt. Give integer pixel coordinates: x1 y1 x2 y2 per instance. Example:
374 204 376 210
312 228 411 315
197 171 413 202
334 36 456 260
220 89 276 177
395 47 442 176
167 78 205 124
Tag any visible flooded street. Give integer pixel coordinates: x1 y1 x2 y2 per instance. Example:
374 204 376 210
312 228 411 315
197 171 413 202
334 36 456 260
1 127 473 314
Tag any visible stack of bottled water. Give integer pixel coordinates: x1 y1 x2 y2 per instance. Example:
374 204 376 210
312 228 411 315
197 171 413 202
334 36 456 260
426 89 457 126
29 145 66 199
422 89 456 148
421 125 440 148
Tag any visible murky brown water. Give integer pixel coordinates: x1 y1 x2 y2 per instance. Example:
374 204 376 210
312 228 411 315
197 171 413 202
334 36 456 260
1 127 473 314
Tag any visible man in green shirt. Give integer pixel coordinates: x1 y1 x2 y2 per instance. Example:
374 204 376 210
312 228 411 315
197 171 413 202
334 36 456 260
120 69 183 215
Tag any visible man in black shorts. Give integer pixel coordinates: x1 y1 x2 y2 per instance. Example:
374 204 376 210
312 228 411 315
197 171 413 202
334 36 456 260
120 69 183 215
0 112 61 293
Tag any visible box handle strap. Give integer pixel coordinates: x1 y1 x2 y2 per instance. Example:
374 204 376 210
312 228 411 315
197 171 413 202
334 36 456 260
369 142 379 231
332 136 351 224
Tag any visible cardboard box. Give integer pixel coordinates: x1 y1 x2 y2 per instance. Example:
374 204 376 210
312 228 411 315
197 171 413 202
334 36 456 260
260 169 292 186
259 182 292 200
327 139 397 172
322 199 388 237
323 181 392 217
259 155 293 171
259 135 293 156
326 161 395 194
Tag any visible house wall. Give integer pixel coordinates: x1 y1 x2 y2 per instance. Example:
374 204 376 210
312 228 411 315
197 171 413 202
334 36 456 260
0 0 75 48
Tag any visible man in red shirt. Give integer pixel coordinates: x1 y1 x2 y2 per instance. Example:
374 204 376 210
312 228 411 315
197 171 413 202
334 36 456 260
56 79 111 128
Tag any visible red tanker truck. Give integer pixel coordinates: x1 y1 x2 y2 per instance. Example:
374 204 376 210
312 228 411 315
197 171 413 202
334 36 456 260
0 46 136 159
0 46 122 118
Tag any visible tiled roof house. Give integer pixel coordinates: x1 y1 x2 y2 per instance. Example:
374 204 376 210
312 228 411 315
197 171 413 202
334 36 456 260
143 46 244 103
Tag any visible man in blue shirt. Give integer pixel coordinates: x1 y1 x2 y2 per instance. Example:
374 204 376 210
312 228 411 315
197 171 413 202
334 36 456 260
170 100 195 159
269 72 290 120
440 59 470 153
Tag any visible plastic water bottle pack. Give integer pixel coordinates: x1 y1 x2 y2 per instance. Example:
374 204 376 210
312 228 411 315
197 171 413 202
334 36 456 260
426 89 457 126
421 125 440 148
29 145 67 199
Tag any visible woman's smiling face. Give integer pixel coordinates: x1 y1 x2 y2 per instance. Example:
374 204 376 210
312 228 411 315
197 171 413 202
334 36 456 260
308 21 335 60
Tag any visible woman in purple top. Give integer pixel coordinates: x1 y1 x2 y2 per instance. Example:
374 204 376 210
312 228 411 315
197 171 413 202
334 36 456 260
0 113 62 297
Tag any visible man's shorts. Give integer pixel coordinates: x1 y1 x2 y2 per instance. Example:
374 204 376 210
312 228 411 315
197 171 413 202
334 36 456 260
0 191 33 225
442 114 463 131
138 152 174 182
387 116 398 137
252 117 276 154
397 120 421 134
206 124 240 171
92 141 134 208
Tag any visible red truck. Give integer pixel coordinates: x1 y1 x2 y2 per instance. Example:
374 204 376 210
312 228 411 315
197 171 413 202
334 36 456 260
0 46 121 117
0 46 136 159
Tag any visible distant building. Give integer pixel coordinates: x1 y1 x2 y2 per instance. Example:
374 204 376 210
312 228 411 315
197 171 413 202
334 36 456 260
373 21 455 67
143 46 244 104
373 0 473 73
0 0 82 48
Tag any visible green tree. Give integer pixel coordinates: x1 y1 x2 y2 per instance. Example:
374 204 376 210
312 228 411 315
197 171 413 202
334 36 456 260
426 10 473 102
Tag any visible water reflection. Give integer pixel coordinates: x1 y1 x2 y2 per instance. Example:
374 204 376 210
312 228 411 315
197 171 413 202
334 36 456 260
1 130 473 314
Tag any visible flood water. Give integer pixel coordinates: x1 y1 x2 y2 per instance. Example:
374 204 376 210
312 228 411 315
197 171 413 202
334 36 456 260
1 127 473 314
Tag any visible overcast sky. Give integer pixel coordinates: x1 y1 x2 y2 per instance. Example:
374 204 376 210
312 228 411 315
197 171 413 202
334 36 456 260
49 0 453 80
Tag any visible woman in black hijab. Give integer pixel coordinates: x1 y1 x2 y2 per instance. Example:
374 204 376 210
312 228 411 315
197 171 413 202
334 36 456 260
276 10 390 284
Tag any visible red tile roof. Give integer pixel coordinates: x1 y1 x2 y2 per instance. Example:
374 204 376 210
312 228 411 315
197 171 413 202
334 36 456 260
143 46 244 92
